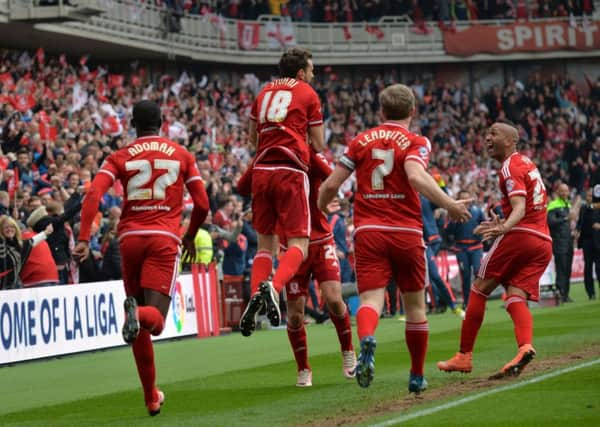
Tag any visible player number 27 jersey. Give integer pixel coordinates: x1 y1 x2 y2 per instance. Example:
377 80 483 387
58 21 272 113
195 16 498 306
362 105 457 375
99 136 202 243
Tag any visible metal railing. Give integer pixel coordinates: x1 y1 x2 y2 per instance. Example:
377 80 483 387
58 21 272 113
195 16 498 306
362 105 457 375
2 0 599 63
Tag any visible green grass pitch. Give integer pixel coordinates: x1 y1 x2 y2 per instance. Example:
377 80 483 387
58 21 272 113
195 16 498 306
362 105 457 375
1 284 599 426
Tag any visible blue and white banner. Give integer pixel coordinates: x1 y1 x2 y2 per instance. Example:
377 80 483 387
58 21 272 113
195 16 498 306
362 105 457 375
0 275 198 365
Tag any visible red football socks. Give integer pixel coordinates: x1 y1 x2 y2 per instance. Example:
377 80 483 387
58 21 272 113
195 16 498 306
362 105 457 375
356 305 379 340
272 246 304 293
250 250 273 294
287 325 310 371
505 295 533 347
330 307 353 352
132 330 156 404
405 321 429 376
138 306 164 336
460 286 488 353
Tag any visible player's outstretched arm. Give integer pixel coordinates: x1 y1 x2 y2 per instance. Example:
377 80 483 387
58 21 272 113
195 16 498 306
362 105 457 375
181 179 210 263
475 196 525 241
248 119 257 147
73 172 113 262
405 161 471 223
185 179 210 239
318 165 351 213
501 196 526 232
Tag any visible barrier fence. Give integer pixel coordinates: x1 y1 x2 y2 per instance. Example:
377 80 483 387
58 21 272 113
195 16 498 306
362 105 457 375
0 263 220 365
1 253 590 365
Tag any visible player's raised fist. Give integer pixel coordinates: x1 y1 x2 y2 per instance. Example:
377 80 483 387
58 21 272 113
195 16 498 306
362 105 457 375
72 241 90 263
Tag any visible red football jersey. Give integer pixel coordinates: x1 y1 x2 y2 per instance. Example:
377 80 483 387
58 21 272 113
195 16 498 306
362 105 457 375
340 122 431 235
250 78 323 170
98 136 202 243
499 152 551 239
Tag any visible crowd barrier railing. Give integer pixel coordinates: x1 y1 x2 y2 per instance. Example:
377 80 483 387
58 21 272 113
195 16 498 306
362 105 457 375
0 263 220 365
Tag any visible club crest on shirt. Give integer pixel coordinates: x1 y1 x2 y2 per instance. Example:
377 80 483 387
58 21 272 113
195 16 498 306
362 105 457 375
505 178 514 192
289 282 300 295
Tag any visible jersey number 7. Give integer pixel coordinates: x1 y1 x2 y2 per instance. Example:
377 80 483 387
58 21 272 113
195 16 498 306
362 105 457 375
371 148 394 191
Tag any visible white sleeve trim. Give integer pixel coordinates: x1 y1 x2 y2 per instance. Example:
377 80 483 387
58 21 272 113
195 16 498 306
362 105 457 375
98 169 116 182
340 155 355 170
185 176 203 185
405 156 427 167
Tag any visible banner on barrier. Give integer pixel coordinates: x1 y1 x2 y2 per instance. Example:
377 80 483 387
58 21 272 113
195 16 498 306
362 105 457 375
443 21 600 56
0 271 211 365
441 249 586 299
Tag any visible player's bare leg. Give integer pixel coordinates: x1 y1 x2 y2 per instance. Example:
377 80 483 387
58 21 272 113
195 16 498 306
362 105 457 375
402 290 429 394
355 288 385 388
128 289 170 416
438 277 498 374
287 296 312 387
321 280 356 379
490 286 536 379
240 234 276 336
265 236 309 327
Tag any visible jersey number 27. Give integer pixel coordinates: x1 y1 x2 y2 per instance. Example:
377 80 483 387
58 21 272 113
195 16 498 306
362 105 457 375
126 159 180 200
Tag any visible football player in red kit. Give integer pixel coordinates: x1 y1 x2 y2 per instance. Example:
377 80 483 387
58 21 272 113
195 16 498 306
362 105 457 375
438 122 552 379
238 150 355 387
239 47 326 337
318 84 471 392
73 100 209 415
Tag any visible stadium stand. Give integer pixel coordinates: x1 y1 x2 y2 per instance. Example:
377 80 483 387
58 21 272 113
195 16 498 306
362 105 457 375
0 3 599 320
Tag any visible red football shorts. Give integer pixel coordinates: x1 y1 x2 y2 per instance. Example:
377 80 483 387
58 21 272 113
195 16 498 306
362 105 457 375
119 234 181 297
354 230 426 294
478 231 552 301
286 238 341 300
251 166 310 239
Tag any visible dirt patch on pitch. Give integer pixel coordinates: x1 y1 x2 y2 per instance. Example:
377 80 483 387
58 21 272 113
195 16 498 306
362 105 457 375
306 343 600 427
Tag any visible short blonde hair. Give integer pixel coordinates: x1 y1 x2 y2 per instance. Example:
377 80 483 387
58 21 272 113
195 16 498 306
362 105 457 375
379 84 415 120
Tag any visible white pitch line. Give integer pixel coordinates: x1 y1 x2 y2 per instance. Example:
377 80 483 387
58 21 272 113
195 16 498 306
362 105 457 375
369 358 600 427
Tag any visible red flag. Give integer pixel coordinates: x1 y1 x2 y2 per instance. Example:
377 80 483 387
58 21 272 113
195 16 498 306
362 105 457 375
237 22 260 50
7 169 19 199
130 75 142 87
108 74 124 89
11 94 36 112
39 123 58 142
365 25 384 40
0 73 15 90
102 115 123 137
43 86 57 101
39 121 49 140
342 25 352 40
36 47 45 65
38 110 50 123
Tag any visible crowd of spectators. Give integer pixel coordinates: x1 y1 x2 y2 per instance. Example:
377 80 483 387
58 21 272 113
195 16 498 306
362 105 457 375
0 48 599 291
159 0 595 22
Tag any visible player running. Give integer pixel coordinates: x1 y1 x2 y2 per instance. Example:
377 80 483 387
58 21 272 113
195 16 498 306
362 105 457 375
73 100 209 415
318 84 471 392
437 122 552 379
